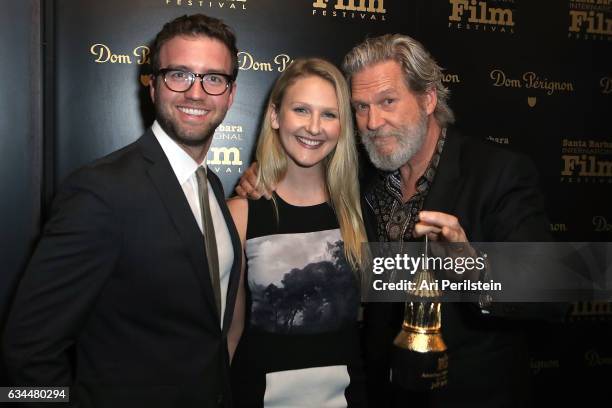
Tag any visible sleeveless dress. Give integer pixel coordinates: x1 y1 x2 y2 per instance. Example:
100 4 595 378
231 194 366 407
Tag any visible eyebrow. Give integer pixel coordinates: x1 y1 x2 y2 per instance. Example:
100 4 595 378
351 88 398 103
288 100 339 112
165 64 231 75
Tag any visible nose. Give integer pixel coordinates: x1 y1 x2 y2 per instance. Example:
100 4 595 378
367 106 384 131
306 113 321 135
184 79 207 100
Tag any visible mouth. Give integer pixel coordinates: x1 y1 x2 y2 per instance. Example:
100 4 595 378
367 132 396 145
177 106 210 117
363 133 399 156
296 136 324 148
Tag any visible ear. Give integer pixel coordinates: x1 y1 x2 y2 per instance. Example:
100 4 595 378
270 104 280 130
149 74 156 103
227 81 237 109
422 87 437 116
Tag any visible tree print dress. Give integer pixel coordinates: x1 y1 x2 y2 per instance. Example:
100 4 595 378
231 194 366 407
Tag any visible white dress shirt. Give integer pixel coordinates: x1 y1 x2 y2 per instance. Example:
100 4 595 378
152 121 233 326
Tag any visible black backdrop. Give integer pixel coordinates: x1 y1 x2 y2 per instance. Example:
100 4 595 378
0 0 43 381
1 0 611 401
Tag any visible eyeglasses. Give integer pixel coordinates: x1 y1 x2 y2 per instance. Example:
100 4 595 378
156 68 233 95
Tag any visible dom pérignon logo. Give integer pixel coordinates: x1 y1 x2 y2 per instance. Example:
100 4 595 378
489 69 574 107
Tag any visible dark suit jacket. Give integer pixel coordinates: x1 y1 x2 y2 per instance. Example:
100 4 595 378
361 130 556 408
3 130 242 408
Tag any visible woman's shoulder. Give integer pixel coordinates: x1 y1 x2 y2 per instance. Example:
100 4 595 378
226 195 248 213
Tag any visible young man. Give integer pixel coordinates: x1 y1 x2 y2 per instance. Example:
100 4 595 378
4 14 241 408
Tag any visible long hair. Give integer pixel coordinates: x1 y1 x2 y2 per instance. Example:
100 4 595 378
342 34 455 127
255 58 366 270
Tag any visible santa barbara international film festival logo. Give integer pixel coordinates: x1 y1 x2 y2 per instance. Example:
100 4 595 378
163 0 247 11
488 68 575 108
312 0 386 21
568 0 612 41
571 301 612 319
208 124 245 174
560 139 612 183
448 0 516 34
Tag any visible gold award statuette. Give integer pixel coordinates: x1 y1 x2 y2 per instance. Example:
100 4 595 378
392 239 448 390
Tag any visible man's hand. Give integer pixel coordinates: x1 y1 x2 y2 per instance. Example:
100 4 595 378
414 211 480 280
234 162 274 199
412 211 480 280
413 210 468 242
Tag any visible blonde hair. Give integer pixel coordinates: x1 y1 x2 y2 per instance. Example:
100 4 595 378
255 58 366 270
342 34 455 127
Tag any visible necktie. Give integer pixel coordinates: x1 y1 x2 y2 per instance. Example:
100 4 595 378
195 166 222 318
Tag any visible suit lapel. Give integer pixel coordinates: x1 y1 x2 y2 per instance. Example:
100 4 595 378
423 129 463 214
138 130 220 325
207 168 242 334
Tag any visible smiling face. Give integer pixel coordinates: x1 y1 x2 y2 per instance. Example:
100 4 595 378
150 35 236 152
351 60 432 171
271 75 341 170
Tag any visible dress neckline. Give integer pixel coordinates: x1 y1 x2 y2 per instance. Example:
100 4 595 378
273 191 330 209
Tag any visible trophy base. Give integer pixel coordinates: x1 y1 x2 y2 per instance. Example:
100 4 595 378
391 346 448 391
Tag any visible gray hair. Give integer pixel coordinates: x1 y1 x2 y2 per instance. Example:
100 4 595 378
342 34 455 127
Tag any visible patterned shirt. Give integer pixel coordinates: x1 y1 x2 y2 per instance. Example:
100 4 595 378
364 129 447 242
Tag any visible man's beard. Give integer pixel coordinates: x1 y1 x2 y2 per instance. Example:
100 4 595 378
155 103 221 148
360 109 428 172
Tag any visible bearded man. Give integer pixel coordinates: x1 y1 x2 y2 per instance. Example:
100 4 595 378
344 34 553 408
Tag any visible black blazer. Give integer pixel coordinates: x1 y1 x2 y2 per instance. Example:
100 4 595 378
361 130 554 407
3 130 242 408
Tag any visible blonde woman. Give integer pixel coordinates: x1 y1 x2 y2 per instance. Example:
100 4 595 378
227 58 367 407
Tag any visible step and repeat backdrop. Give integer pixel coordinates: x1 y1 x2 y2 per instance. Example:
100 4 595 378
1 0 611 401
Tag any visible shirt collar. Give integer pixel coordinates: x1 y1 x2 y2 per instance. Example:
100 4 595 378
151 120 206 184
